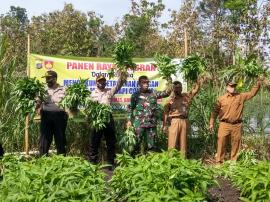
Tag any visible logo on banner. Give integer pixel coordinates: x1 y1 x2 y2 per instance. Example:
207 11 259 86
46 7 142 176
45 60 54 70
35 60 43 69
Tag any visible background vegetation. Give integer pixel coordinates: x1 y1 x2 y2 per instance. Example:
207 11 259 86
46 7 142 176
0 0 270 160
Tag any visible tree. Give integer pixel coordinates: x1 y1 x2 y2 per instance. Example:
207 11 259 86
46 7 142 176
29 3 117 57
0 6 29 73
119 0 166 57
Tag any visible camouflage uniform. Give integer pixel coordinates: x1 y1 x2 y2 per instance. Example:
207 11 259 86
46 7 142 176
128 89 170 151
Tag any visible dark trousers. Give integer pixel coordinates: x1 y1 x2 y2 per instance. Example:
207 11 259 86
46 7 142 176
89 117 116 165
39 111 68 156
0 143 4 157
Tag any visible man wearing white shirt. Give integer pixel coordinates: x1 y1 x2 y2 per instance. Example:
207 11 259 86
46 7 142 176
89 72 127 167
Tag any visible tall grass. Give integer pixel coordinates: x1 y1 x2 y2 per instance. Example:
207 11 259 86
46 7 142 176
0 35 32 152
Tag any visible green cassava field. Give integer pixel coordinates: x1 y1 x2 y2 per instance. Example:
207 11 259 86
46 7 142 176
1 0 270 201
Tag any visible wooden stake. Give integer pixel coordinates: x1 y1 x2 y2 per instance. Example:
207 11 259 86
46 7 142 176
25 34 30 155
25 114 30 155
184 28 188 57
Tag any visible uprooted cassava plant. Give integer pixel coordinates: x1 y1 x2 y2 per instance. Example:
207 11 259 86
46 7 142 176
108 40 136 78
154 53 180 81
181 54 206 82
83 99 112 131
12 77 46 117
59 79 90 111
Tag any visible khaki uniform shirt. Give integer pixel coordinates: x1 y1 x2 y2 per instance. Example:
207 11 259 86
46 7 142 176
43 85 65 112
164 81 201 118
210 82 260 125
91 74 126 105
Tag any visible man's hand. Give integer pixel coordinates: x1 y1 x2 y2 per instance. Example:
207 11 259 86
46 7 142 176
256 76 270 87
126 121 132 128
199 74 211 85
162 126 168 134
36 107 42 115
209 124 214 133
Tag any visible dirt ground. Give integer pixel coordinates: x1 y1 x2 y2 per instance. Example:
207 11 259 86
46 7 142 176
208 177 241 202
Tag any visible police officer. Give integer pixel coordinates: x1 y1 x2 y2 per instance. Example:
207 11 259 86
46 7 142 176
37 70 68 156
89 72 127 167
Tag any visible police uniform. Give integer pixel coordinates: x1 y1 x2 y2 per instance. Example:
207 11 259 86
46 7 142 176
39 71 68 156
89 73 126 165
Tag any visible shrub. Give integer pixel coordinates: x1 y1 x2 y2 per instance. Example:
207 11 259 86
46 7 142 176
0 155 108 202
110 150 215 201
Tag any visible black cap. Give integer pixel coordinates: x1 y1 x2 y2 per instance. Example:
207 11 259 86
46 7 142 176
42 70 57 78
96 75 106 81
226 78 237 86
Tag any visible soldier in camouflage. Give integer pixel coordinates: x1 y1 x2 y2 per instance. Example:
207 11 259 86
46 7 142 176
127 75 172 153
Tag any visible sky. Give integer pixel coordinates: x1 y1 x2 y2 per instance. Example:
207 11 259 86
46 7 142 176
0 0 183 25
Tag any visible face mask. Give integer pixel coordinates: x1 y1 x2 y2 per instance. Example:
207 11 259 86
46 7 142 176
226 85 236 94
97 81 106 89
46 77 55 88
47 81 54 88
139 80 149 92
174 87 182 95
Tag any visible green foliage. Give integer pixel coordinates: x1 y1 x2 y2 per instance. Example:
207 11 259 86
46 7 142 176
59 79 90 110
119 126 137 153
0 155 108 202
109 40 136 78
242 56 266 78
110 150 216 201
224 0 248 10
188 85 218 158
154 53 179 80
0 35 30 152
83 100 112 131
217 150 270 202
30 4 114 57
219 53 267 90
12 77 46 117
121 0 165 57
181 55 206 82
0 6 29 71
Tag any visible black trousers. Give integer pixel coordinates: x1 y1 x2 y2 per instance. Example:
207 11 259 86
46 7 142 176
0 143 4 157
89 116 116 165
39 110 68 156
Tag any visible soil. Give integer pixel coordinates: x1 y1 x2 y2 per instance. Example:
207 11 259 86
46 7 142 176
208 177 241 202
103 168 114 182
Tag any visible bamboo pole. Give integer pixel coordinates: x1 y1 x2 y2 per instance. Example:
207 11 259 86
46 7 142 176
184 27 189 91
184 28 188 57
25 34 30 155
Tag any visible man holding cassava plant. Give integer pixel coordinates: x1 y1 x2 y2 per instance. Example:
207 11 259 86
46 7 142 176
36 70 68 156
209 78 263 164
89 72 127 166
163 77 206 158
127 75 172 154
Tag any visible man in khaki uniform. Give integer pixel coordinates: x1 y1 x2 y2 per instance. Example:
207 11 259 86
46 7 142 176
209 79 261 163
163 77 205 158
